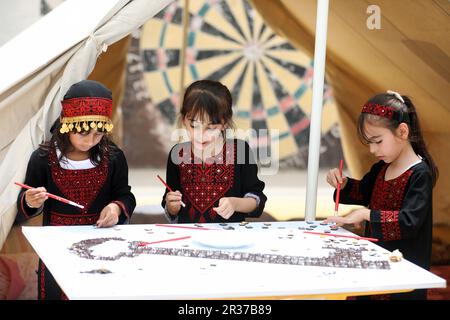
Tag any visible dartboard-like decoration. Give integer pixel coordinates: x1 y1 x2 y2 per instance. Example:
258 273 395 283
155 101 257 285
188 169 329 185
140 0 339 165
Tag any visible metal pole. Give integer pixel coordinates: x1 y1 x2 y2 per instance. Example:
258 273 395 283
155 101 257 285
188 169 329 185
179 0 190 105
304 0 329 222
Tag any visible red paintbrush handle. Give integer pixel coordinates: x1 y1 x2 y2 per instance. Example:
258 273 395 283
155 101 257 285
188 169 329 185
304 231 378 242
138 236 191 247
335 159 344 212
157 175 186 207
155 224 221 231
157 175 173 192
335 184 341 211
14 182 84 209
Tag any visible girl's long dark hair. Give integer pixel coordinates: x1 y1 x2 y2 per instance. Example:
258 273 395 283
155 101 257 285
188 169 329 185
39 118 117 165
357 93 438 186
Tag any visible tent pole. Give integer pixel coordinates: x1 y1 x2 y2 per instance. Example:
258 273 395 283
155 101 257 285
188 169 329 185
304 0 329 222
179 0 190 105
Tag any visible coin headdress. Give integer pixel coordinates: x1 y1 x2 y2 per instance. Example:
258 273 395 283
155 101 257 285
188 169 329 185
59 80 114 134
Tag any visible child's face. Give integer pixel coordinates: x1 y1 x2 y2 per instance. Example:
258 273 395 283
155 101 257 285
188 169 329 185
69 130 104 153
183 116 225 151
363 121 407 163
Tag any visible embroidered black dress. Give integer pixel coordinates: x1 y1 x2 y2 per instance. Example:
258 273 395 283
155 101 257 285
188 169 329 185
16 146 136 300
336 160 433 300
161 139 266 223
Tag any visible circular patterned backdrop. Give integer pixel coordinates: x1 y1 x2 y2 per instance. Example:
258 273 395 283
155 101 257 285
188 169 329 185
139 0 340 165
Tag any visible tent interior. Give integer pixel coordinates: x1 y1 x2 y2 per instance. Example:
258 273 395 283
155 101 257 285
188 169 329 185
0 0 449 299
251 0 450 260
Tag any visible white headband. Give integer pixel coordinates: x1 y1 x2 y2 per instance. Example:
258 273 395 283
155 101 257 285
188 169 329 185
387 90 405 103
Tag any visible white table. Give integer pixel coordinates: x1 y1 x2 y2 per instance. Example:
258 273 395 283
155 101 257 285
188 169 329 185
22 221 446 300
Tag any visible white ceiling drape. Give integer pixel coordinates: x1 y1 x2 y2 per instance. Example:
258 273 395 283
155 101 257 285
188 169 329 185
0 0 174 248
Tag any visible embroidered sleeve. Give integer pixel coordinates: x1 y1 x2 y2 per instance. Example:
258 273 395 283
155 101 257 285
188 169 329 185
110 150 136 224
369 169 432 241
370 210 402 241
161 145 182 213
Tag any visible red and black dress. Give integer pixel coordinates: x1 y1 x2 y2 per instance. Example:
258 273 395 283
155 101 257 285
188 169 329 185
16 145 136 300
336 160 433 300
161 139 266 223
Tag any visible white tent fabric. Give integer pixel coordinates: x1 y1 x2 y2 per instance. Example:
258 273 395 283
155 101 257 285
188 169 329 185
0 0 173 248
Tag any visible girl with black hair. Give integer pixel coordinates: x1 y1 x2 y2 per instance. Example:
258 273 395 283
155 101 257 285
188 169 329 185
161 79 266 223
16 80 136 299
325 91 438 300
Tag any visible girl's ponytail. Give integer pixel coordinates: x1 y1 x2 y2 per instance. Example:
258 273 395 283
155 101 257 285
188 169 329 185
402 96 439 186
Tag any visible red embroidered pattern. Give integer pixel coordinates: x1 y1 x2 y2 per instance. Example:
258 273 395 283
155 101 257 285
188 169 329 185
49 211 99 226
362 103 395 119
380 210 401 241
49 147 109 215
39 260 68 300
370 164 413 241
39 261 46 300
61 97 112 118
179 142 235 221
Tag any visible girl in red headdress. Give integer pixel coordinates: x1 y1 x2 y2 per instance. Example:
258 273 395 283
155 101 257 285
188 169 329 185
325 91 438 300
16 80 136 300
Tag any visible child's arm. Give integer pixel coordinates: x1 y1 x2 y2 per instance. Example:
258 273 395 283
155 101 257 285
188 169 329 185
326 168 348 189
16 150 48 223
325 208 370 228
215 140 266 219
161 146 183 222
213 196 260 220
331 161 384 207
240 141 266 218
324 162 386 226
108 150 136 224
369 168 432 242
